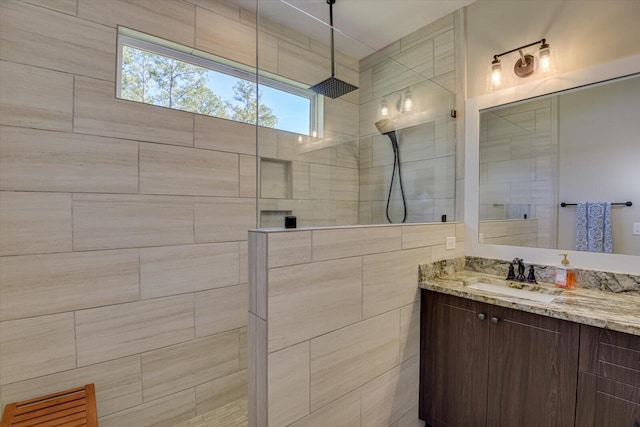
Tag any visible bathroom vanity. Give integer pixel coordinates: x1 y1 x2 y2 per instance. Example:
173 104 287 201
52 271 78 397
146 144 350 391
418 271 640 427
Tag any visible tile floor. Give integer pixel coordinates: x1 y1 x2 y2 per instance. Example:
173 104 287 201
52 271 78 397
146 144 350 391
173 398 248 427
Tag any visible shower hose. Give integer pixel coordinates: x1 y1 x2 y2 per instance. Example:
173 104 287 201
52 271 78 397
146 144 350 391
386 132 407 223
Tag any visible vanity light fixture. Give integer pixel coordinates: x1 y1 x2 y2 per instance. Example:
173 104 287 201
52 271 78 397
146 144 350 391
487 38 556 91
379 87 414 118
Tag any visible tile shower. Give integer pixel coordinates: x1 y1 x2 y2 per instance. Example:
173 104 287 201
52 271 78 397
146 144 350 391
257 12 460 227
0 1 462 426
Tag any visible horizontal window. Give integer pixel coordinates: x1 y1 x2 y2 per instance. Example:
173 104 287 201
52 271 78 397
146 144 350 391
116 29 320 136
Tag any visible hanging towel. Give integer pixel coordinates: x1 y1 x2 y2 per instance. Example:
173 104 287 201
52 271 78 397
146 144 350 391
575 202 612 253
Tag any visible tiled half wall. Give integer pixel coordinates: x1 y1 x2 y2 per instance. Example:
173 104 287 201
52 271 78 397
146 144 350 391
248 223 464 426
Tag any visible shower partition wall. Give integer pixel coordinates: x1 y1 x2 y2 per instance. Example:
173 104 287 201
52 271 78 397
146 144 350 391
256 1 458 227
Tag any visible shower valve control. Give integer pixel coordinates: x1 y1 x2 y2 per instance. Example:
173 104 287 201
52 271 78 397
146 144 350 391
633 223 640 236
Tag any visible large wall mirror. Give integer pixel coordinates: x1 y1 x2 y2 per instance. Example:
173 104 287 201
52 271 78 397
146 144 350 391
465 54 640 274
478 74 640 256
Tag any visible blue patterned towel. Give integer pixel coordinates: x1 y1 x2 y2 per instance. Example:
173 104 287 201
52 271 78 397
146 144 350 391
575 202 612 253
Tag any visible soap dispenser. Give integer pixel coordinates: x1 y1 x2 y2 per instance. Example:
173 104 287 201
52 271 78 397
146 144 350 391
555 253 576 290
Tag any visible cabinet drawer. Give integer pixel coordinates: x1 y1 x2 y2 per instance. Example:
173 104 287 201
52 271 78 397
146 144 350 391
595 392 640 427
595 376 640 427
579 325 640 387
577 373 640 427
598 375 640 406
599 342 640 386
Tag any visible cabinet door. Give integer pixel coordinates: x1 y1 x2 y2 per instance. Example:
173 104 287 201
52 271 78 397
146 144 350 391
578 372 640 427
486 307 579 427
420 290 489 426
577 325 640 427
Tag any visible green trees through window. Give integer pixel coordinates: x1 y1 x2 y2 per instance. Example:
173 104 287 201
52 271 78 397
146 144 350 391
120 45 278 127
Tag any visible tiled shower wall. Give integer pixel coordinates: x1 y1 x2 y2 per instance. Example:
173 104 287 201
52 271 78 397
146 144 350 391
248 223 464 427
358 14 460 224
257 10 360 228
258 127 360 227
0 0 354 425
259 11 465 228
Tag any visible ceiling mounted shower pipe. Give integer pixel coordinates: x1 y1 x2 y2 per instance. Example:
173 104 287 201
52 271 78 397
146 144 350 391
308 0 359 99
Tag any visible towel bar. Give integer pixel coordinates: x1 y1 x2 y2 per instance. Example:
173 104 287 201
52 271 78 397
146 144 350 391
560 201 632 207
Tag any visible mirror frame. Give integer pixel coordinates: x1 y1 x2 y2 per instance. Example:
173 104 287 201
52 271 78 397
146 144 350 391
464 54 640 274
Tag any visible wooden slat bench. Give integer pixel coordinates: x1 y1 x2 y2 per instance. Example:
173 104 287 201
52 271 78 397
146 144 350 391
1 384 97 427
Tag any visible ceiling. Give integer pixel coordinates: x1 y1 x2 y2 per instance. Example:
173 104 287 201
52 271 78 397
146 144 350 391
232 0 476 59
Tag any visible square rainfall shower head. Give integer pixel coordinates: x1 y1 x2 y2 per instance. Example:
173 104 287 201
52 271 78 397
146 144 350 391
309 76 358 99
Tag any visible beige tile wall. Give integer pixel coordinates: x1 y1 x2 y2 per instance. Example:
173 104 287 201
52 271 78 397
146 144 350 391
257 131 361 229
255 6 361 228
358 14 460 225
0 0 360 425
249 223 464 426
0 62 73 131
0 0 116 81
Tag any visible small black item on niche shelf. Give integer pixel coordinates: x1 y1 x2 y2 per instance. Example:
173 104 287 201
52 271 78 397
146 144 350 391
284 215 297 229
441 214 447 223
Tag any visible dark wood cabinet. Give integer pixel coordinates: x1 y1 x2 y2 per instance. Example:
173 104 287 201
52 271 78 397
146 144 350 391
576 325 640 427
486 305 579 426
419 292 489 426
420 290 580 427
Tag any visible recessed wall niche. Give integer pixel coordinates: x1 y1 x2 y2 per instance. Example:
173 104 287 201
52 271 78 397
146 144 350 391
260 158 292 199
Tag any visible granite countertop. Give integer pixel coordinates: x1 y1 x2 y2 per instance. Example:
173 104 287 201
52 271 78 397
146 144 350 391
420 270 640 336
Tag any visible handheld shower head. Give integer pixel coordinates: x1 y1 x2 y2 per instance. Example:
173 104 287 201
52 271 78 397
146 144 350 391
374 118 406 224
375 118 398 151
374 118 395 135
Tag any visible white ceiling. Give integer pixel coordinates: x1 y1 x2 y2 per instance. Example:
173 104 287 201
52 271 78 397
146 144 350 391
232 0 476 59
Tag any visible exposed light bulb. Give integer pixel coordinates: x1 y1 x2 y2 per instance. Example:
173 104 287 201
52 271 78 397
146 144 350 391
297 135 303 143
491 61 502 87
379 98 389 118
539 44 551 73
311 130 317 138
402 89 413 113
540 55 550 73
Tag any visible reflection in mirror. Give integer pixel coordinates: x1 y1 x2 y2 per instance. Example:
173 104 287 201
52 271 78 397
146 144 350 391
479 74 640 256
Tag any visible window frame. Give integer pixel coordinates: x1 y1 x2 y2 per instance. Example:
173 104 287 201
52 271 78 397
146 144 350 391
116 28 322 136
